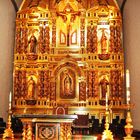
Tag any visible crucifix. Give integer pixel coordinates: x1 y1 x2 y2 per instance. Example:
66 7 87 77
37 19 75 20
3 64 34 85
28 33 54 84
57 3 80 46
67 24 71 46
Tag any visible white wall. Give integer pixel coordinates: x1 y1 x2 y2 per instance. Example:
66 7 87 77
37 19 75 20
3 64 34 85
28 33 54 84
0 0 16 120
123 0 140 130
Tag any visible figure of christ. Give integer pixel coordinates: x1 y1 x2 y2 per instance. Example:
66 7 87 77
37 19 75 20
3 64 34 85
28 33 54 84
67 24 71 46
57 4 80 46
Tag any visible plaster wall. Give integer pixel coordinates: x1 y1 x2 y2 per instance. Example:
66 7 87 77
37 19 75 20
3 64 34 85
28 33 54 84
123 0 140 130
0 0 16 120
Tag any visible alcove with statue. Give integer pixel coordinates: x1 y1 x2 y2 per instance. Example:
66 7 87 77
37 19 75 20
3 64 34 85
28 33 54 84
8 0 134 139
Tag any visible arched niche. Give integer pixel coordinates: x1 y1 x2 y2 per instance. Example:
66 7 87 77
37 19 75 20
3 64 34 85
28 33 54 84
54 61 85 102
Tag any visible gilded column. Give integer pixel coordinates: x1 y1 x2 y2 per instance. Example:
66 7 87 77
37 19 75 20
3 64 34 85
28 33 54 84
15 27 21 54
14 70 20 98
87 25 97 53
87 26 92 53
118 71 123 99
93 70 99 98
115 21 122 53
79 81 86 101
92 26 97 53
27 123 33 140
87 71 93 98
21 70 26 98
50 82 56 101
44 26 50 53
60 123 66 140
109 25 115 53
38 25 44 54
52 13 56 48
38 71 44 98
66 123 72 140
22 123 27 140
60 123 72 140
80 11 86 49
44 70 50 98
21 26 28 54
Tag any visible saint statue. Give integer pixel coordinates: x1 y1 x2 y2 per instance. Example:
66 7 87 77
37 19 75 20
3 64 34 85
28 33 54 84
100 29 107 54
28 35 37 53
100 76 109 98
27 77 35 98
64 74 72 96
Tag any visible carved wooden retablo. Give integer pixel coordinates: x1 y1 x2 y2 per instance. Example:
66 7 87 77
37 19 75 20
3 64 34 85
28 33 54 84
13 0 125 121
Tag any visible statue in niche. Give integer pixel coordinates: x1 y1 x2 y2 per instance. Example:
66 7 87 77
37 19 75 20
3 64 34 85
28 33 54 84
60 69 75 99
100 76 109 98
28 35 37 53
27 77 36 98
64 73 72 96
100 29 108 54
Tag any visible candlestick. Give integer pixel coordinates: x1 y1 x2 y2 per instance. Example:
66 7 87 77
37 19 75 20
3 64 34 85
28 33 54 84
102 93 113 140
3 92 14 139
126 69 130 104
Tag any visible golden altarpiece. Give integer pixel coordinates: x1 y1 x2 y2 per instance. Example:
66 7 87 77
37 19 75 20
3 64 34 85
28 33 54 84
12 0 126 139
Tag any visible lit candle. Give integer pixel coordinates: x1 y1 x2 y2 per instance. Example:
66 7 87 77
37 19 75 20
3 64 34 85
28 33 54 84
106 92 108 110
126 69 130 104
9 92 12 109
